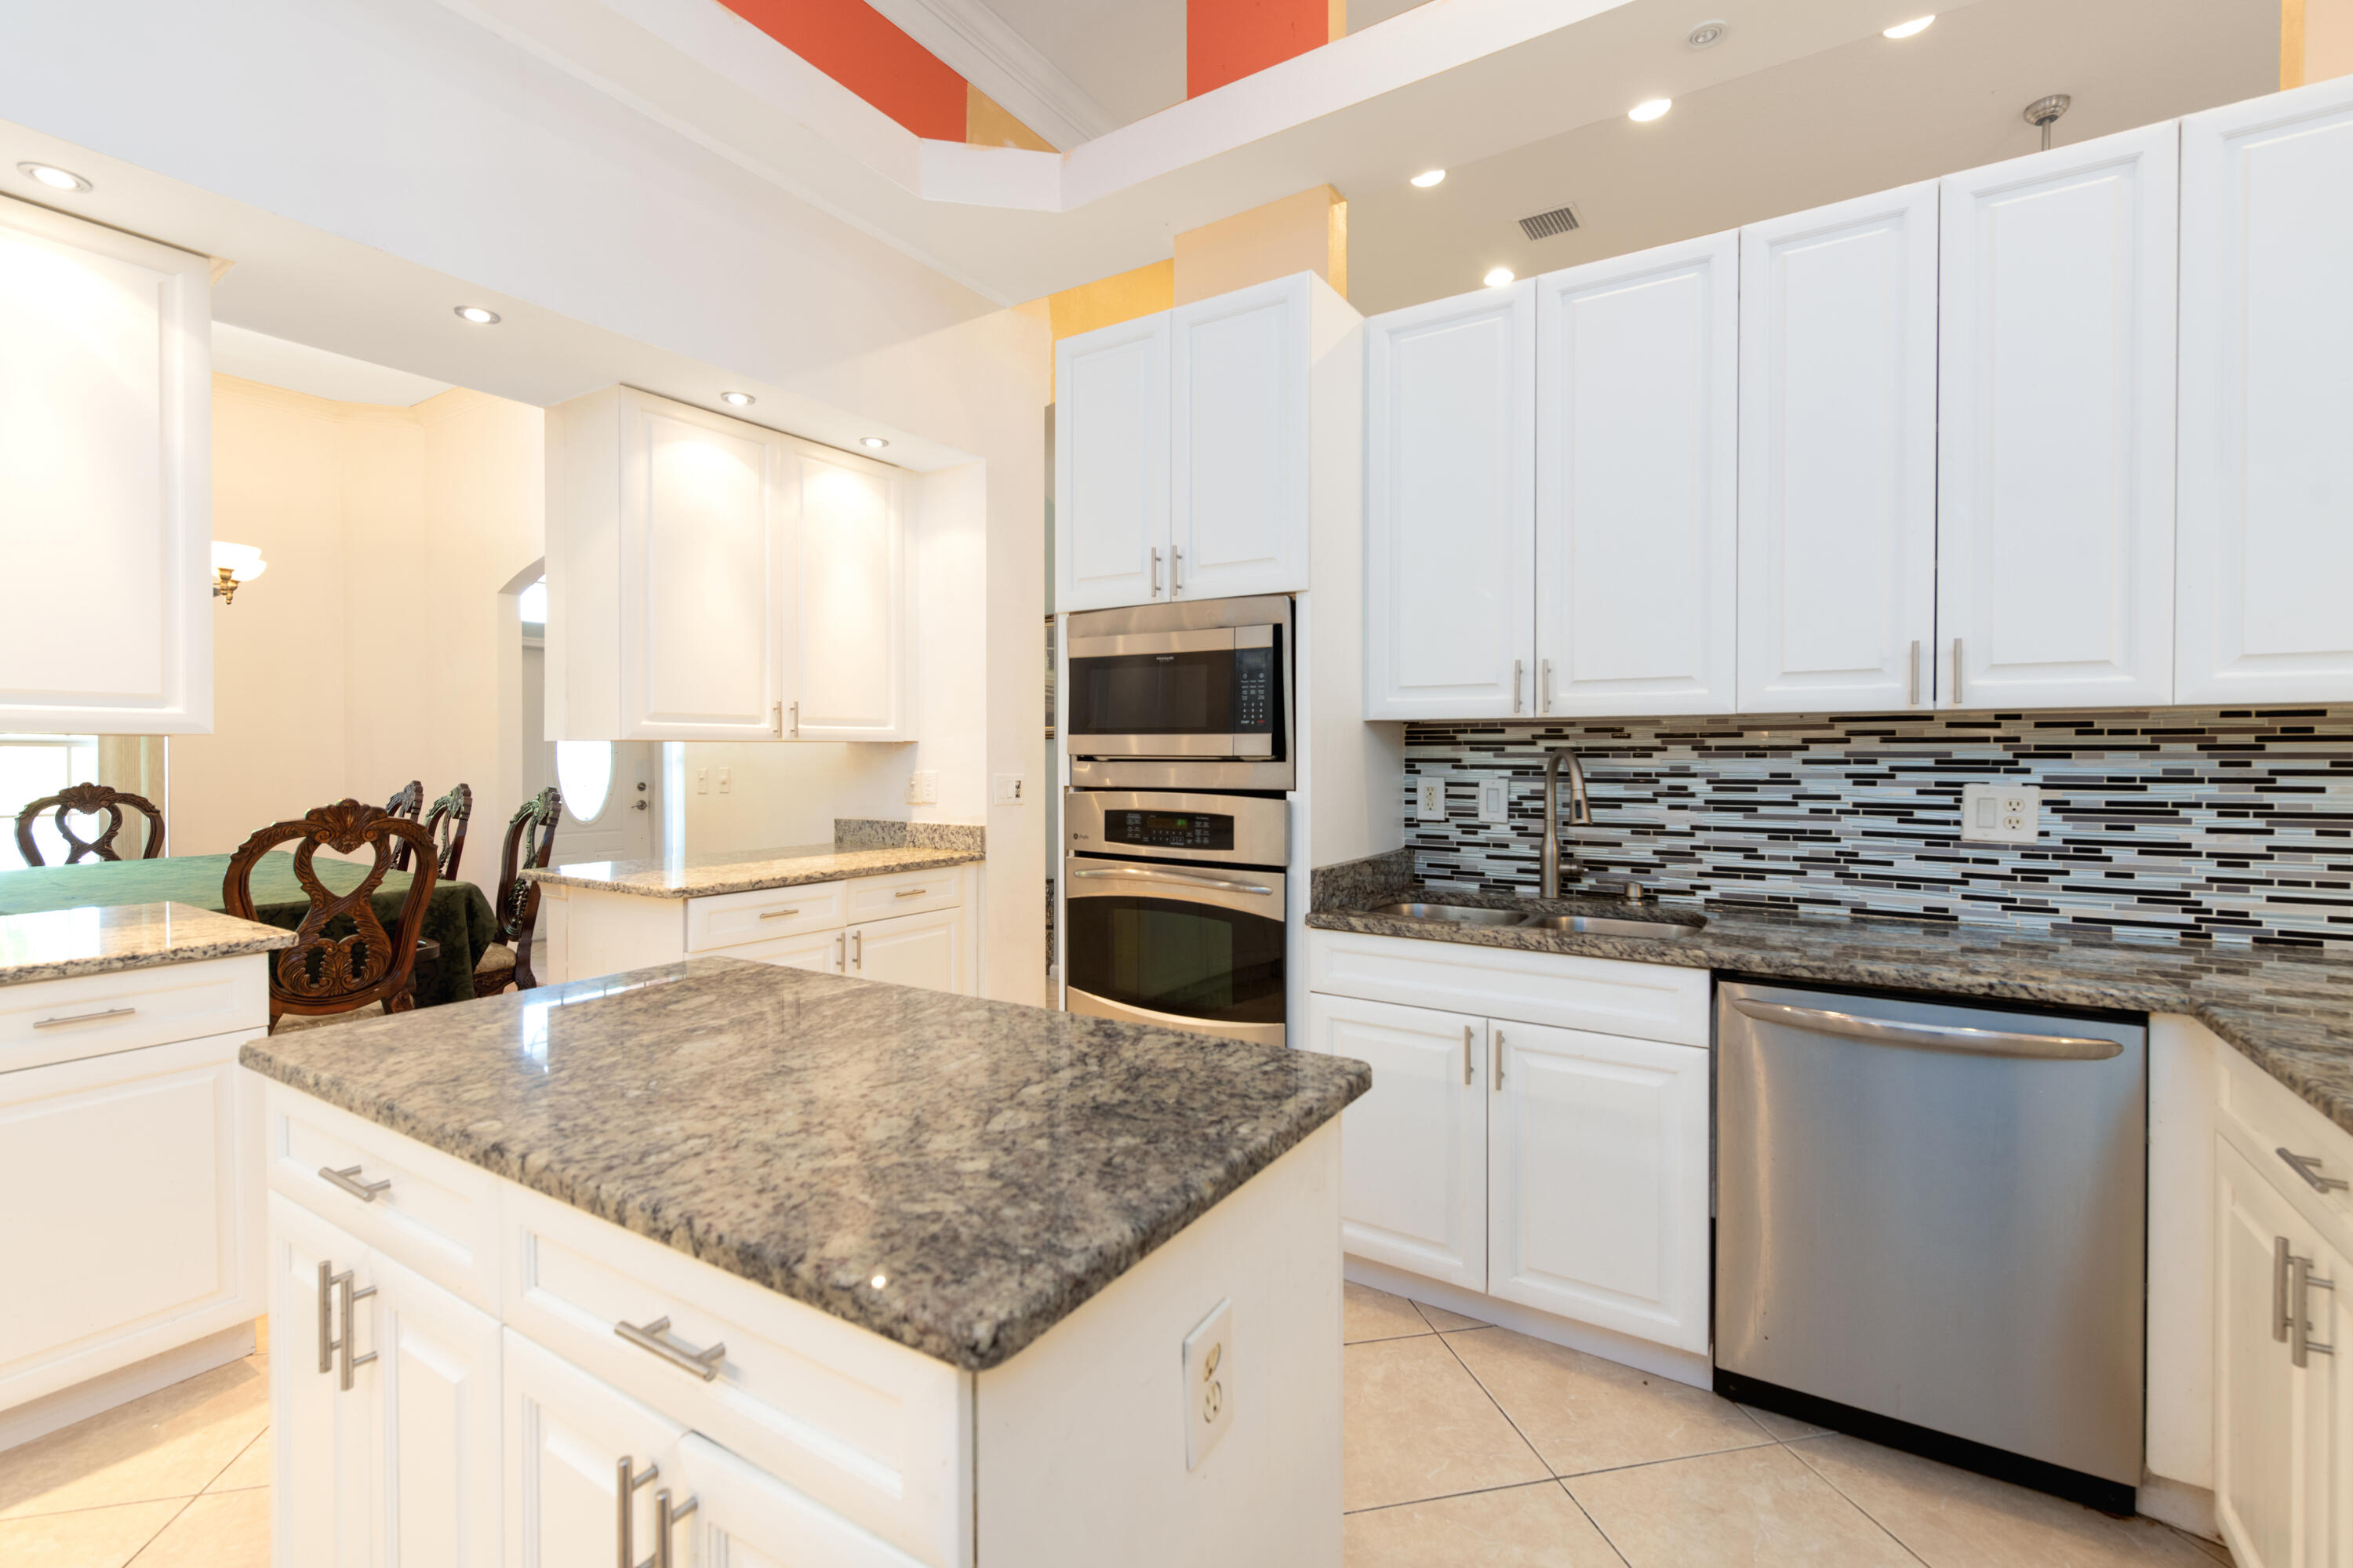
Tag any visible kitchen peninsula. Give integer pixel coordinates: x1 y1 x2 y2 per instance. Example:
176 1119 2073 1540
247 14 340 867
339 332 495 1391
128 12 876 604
239 955 1366 1566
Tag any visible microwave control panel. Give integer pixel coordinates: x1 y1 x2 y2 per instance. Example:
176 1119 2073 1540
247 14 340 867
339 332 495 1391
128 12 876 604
1234 647 1275 733
1106 811 1236 853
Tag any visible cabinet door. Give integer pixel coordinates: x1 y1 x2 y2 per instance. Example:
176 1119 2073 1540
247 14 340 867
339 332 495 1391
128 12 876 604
269 1194 375 1568
0 195 212 734
1305 993 1486 1290
1937 125 2177 709
789 450 909 740
1739 184 1938 713
674 1429 931 1568
2177 78 2353 704
504 1328 685 1568
1171 275 1311 599
2214 1140 2331 1568
1364 282 1537 720
1487 1021 1710 1352
730 927 845 974
616 391 784 740
365 1251 501 1568
1534 233 1739 716
848 908 962 995
1056 315 1170 612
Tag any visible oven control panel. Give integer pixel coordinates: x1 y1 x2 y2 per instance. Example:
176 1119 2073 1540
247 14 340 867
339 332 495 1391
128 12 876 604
1234 647 1275 733
1105 810 1235 853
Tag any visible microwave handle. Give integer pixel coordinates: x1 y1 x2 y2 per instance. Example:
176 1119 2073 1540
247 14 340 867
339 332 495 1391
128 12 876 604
1069 865 1275 897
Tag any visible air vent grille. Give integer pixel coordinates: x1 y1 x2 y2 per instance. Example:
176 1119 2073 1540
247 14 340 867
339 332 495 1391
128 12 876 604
1518 204 1583 241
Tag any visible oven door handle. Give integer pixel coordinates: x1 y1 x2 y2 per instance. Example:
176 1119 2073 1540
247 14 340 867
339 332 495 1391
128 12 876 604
1069 866 1276 897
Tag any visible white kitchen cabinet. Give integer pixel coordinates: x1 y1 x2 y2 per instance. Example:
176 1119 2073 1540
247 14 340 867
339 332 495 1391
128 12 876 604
848 906 964 994
504 1328 686 1568
678 1428 933 1568
547 386 908 743
1169 275 1314 601
1056 315 1170 612
2177 78 2353 705
1363 282 1537 720
0 195 212 734
1737 183 1939 713
1304 992 1488 1291
734 926 846 974
1937 124 2178 710
1534 232 1739 716
271 1195 376 1568
1487 1021 1710 1354
368 1250 503 1566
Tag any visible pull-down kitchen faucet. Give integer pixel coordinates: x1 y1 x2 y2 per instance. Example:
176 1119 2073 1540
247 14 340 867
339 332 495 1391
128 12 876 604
1540 748 1591 900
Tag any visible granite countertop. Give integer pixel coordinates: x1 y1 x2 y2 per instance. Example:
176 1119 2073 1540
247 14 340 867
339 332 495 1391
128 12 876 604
1307 872 2353 1137
524 842 984 900
238 957 1369 1370
0 900 295 986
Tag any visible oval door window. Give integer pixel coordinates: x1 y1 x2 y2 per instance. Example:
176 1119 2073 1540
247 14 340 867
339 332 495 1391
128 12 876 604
556 740 614 822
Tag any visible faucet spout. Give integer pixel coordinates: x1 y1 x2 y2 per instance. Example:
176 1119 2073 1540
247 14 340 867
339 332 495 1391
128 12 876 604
1540 748 1591 900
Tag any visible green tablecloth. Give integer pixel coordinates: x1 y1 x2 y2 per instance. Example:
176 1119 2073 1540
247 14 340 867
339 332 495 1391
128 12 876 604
0 852 498 1008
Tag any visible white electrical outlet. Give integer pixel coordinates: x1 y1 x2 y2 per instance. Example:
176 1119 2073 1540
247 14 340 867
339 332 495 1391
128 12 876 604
906 769 939 806
1415 779 1446 820
1181 1297 1235 1471
1478 778 1510 824
1958 783 2042 844
993 773 1024 804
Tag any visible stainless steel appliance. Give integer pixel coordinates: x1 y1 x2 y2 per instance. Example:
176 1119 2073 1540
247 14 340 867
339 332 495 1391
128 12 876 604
1065 595 1292 792
1062 791 1287 1046
1715 980 2148 1512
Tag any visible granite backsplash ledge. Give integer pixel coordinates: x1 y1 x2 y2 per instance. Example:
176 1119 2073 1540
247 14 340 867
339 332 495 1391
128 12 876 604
834 818 986 853
1395 706 2353 946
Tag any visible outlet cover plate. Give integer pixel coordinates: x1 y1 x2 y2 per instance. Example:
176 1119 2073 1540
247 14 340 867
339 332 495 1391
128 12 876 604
1182 1297 1235 1471
1415 779 1446 820
992 773 1024 804
1958 782 2042 843
1477 779 1510 824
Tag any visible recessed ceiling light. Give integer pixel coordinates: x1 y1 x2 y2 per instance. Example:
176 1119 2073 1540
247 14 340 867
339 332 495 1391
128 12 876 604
720 391 755 406
18 162 92 193
860 436 889 449
1686 20 1727 48
1628 98 1673 123
1483 267 1515 288
1411 169 1446 188
1883 14 1934 38
453 305 501 325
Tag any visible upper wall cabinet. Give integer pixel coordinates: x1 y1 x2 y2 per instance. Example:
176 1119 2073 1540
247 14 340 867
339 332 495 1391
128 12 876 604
1534 232 1740 717
2177 76 2353 705
0 196 213 734
1056 272 1355 613
1737 183 1939 714
1363 282 1536 721
1937 124 2179 710
546 387 907 744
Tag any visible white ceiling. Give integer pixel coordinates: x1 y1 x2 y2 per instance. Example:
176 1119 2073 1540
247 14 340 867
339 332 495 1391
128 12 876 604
1351 0 2278 314
211 322 455 407
960 0 1186 129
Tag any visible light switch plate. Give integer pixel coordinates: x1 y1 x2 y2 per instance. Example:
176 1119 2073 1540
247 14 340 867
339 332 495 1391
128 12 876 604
695 768 708 795
1415 779 1446 820
1959 782 2042 843
1181 1297 1235 1471
1478 779 1511 824
992 773 1024 804
716 767 730 795
907 769 939 806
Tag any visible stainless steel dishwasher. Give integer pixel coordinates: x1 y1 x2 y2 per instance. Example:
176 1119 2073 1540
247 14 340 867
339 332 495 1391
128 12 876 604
1714 980 2147 1512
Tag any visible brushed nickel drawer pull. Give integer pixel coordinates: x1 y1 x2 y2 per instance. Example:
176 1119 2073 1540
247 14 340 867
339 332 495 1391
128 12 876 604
758 907 802 920
894 886 927 898
337 1270 377 1390
615 1315 726 1381
32 1006 136 1029
1463 1025 1473 1087
616 1457 660 1568
851 930 863 971
320 1164 391 1202
2292 1252 2337 1368
2275 1235 2295 1342
2278 1147 2351 1194
1908 640 1920 705
1493 1029 1504 1092
655 1490 699 1568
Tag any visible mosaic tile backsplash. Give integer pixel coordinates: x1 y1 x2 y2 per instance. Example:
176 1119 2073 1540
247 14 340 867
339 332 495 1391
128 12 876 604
1402 708 2353 947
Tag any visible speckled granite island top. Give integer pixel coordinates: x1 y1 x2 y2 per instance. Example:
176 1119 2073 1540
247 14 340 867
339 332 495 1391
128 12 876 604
1309 883 2353 1137
238 957 1369 1370
0 900 293 985
524 841 983 899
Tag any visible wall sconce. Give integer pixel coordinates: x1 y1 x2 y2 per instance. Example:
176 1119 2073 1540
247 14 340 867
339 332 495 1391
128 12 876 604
211 541 267 605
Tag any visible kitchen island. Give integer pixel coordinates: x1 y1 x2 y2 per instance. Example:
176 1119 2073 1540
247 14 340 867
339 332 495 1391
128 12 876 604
239 955 1368 1566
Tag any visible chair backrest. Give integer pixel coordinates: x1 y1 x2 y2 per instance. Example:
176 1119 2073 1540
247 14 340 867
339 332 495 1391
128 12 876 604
224 799 439 1022
422 783 473 882
384 780 424 871
493 787 563 989
14 784 165 866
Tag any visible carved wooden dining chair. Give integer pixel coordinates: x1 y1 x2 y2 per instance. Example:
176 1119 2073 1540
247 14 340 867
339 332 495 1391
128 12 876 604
418 783 474 881
14 784 165 865
384 780 425 870
474 787 563 998
225 799 439 1031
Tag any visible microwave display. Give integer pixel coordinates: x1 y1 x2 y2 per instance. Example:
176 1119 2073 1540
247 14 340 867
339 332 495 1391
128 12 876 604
1105 810 1235 853
1068 639 1280 740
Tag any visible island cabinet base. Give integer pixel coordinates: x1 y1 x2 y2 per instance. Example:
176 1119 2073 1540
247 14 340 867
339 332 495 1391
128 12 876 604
259 1080 1344 1568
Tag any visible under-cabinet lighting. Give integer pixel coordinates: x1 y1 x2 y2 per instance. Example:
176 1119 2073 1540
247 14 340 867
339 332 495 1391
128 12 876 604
860 436 889 449
18 162 91 193
453 304 500 325
1628 98 1673 122
721 391 755 406
1483 267 1515 288
1883 15 1935 38
1411 169 1446 187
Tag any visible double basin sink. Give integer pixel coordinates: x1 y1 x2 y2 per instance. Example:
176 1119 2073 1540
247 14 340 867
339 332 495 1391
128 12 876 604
1361 901 1704 940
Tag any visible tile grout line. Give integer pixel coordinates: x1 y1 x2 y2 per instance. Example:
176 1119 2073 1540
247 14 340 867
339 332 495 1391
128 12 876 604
123 1416 268 1565
120 1494 201 1567
1777 1432 1935 1568
1340 1475 1577 1516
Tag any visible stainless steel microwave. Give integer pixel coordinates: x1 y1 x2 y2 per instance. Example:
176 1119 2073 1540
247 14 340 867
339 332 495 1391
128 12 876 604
1064 595 1293 792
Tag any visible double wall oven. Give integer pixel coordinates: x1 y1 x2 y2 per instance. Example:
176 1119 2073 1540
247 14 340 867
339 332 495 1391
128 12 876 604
1062 595 1293 1046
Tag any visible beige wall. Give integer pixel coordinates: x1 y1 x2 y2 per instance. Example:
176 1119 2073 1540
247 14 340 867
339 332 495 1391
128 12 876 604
1173 185 1349 304
2285 0 2353 83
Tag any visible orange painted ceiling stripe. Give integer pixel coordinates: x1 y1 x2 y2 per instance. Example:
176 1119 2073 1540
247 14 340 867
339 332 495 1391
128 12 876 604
1188 0 1329 97
718 0 966 140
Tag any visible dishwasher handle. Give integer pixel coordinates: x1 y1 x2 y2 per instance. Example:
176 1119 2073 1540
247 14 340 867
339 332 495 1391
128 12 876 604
1729 996 2124 1061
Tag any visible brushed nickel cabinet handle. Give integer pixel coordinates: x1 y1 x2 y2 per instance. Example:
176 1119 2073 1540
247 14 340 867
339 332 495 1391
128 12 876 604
1543 659 1554 712
616 1457 660 1568
1493 1029 1504 1092
1151 547 1162 596
317 1261 337 1374
338 1271 377 1391
2292 1252 2337 1367
1513 660 1524 714
789 701 799 737
655 1490 699 1568
614 1315 726 1381
757 907 802 920
1172 544 1184 595
894 886 927 898
2275 1235 2295 1343
771 702 782 737
851 930 863 971
2278 1147 2351 1194
1908 640 1920 706
1951 638 1963 706
320 1164 391 1203
835 932 846 972
32 1006 136 1029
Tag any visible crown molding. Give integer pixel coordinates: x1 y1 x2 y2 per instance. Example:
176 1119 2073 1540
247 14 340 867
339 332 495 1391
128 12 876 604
864 0 1120 149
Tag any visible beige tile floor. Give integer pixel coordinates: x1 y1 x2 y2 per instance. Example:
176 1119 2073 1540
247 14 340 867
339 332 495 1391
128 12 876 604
0 1291 2242 1567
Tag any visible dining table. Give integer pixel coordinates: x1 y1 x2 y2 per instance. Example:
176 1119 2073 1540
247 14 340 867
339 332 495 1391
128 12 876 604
0 851 498 1007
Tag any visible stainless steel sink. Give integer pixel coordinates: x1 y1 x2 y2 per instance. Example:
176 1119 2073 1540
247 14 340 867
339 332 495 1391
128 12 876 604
1364 902 1527 927
1518 914 1703 939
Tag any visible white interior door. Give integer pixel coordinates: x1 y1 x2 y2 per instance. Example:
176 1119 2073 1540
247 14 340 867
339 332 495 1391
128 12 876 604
1364 282 1537 720
1535 232 1739 716
2177 78 2353 705
269 1194 375 1568
549 740 655 866
1738 183 1939 713
368 1252 502 1568
503 1328 685 1568
848 908 962 994
789 450 907 740
1486 1020 1711 1353
2213 1141 2326 1568
1171 274 1311 599
1056 315 1170 612
1937 123 2177 709
1307 993 1487 1290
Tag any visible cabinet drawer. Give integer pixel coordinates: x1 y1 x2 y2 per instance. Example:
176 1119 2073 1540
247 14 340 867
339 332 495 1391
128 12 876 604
2215 1038 2353 1252
688 882 849 953
844 868 962 924
504 1185 966 1568
726 928 844 974
0 956 268 1074
261 1083 501 1312
1307 930 1711 1046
